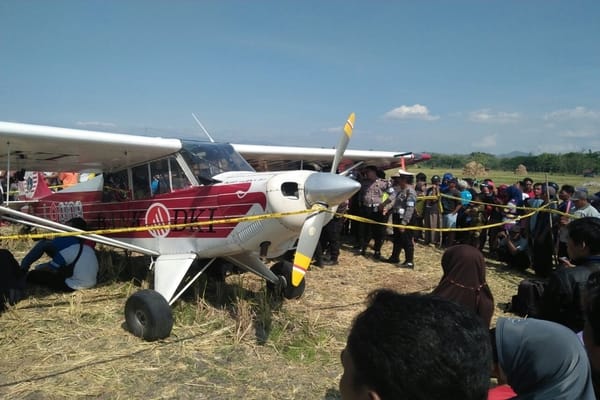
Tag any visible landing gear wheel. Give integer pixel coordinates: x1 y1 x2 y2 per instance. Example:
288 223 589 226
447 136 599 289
125 289 173 341
266 261 305 299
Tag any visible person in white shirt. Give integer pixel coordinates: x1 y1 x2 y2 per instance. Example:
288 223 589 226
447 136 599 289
573 190 600 218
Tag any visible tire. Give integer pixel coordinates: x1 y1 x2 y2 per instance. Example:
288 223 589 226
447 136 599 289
125 289 173 341
266 261 305 300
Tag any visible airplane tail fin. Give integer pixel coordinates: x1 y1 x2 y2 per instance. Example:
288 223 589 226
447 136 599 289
17 172 53 200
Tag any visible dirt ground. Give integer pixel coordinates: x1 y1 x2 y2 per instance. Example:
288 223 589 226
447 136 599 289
0 234 524 400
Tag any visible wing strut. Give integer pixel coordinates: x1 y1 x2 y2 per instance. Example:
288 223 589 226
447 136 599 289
0 205 159 256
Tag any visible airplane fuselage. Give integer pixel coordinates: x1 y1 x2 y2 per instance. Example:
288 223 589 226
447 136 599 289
26 169 353 260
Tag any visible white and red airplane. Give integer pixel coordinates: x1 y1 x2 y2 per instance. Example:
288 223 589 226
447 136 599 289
0 114 426 340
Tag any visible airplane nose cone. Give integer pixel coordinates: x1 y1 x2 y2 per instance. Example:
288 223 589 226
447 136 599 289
304 173 361 207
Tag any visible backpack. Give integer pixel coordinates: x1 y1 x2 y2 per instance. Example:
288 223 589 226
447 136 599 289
510 278 546 317
0 249 26 312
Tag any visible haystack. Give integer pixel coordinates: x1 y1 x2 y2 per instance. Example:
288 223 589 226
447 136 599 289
463 161 486 178
515 164 528 175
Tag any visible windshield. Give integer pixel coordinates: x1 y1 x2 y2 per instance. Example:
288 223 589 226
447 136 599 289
180 141 255 181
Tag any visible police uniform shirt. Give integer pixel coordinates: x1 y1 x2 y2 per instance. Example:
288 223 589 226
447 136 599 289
360 178 390 208
392 186 417 225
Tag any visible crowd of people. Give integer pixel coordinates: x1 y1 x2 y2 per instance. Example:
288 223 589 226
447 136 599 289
340 218 600 399
336 166 600 399
5 164 600 398
326 167 600 276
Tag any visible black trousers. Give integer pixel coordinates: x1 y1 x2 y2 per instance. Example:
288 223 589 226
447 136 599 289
390 213 414 262
320 217 343 260
358 206 385 253
27 270 74 292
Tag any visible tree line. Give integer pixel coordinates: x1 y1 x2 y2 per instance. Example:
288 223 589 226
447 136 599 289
421 151 600 175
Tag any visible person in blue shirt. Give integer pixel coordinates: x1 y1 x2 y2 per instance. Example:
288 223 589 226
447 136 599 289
21 217 98 292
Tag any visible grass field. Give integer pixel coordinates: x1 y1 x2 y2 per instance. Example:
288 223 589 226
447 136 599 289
1 167 597 399
405 166 600 190
0 223 531 400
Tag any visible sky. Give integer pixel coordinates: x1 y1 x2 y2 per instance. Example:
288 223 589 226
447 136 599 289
1 1 599 155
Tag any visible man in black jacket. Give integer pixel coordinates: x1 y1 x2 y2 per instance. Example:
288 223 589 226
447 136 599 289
540 217 600 332
383 170 417 268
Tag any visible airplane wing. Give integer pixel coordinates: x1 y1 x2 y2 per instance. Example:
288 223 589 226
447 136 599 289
0 120 430 174
0 121 182 173
231 143 431 172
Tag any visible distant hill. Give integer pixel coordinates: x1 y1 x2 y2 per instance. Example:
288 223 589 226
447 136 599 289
496 151 530 158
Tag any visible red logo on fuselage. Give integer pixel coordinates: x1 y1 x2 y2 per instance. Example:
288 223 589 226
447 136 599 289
144 203 171 238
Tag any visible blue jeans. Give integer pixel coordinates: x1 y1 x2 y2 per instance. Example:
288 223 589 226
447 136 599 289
20 240 57 271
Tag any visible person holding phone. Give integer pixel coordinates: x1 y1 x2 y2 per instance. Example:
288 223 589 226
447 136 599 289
497 224 529 271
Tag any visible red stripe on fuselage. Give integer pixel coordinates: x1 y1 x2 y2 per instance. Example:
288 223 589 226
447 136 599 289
33 182 267 239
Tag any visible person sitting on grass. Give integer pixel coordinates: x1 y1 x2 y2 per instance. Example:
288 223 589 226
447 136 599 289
21 217 98 292
339 290 491 400
496 224 530 271
582 270 600 398
539 217 600 332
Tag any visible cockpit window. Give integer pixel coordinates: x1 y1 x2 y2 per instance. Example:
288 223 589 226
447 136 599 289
180 142 254 181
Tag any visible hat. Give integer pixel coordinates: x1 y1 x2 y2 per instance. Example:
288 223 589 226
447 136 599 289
396 169 415 177
443 173 454 181
457 179 468 190
431 175 440 183
572 190 588 201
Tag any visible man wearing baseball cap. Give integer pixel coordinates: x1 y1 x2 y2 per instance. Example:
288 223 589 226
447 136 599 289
573 190 600 218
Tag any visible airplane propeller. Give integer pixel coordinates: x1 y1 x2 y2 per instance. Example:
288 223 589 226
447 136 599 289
290 113 358 287
330 113 355 175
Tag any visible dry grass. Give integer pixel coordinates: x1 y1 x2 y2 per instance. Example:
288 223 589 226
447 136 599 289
0 229 524 399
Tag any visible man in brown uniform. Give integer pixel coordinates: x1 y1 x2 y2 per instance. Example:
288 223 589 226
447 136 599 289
356 166 391 260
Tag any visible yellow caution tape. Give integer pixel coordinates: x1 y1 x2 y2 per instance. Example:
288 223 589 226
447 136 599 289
336 200 557 232
0 196 578 241
0 208 315 240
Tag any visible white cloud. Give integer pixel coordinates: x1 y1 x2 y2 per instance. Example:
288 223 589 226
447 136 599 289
536 142 581 154
76 121 116 128
322 126 342 133
473 134 497 149
558 130 597 138
468 109 520 123
384 104 439 121
543 106 600 121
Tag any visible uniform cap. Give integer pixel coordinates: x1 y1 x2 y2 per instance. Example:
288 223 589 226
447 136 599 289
396 169 415 177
